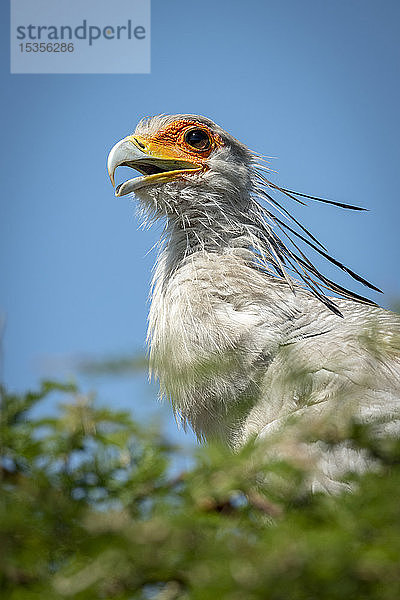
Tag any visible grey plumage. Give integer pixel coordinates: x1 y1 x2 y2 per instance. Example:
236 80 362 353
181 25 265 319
108 114 400 490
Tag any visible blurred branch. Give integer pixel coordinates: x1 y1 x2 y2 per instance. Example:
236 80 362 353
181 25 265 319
1 379 400 599
78 352 148 376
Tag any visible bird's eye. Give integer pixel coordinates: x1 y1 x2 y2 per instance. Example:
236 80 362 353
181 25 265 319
184 128 211 151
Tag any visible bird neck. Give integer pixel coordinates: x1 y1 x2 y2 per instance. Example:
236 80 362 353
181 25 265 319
159 188 255 276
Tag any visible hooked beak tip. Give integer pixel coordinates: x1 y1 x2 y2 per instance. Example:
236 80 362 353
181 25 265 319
107 137 145 190
107 154 116 187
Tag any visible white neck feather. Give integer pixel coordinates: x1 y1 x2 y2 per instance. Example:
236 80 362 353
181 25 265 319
146 186 288 446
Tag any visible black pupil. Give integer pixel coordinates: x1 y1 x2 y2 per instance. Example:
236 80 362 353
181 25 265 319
185 129 210 150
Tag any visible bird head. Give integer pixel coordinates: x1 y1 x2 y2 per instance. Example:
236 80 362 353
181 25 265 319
107 114 254 217
107 113 380 312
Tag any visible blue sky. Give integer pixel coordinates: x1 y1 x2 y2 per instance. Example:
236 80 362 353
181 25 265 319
1 0 399 445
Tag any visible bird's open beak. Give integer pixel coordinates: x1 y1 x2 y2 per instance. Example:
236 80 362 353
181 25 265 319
107 135 201 197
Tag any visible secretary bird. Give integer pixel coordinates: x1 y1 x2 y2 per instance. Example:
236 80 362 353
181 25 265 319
108 114 400 490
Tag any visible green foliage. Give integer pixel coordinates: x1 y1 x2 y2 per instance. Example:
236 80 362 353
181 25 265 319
1 381 400 599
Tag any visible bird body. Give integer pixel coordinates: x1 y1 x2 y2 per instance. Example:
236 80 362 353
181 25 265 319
149 244 400 446
108 114 400 488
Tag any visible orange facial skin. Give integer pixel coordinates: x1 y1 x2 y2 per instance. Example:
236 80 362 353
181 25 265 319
129 120 225 172
108 119 227 196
